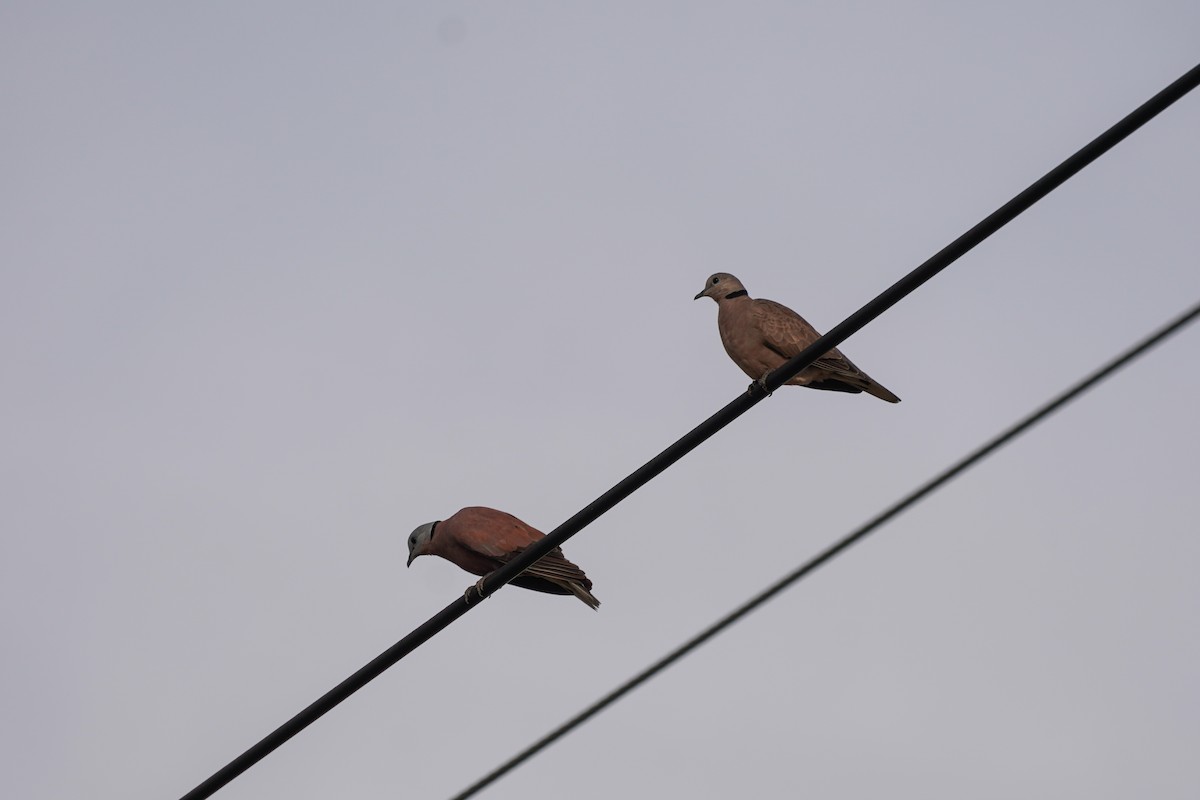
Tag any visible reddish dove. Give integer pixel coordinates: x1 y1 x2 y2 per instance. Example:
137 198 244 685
695 272 900 403
407 506 600 610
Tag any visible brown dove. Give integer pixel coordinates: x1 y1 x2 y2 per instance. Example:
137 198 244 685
695 272 900 402
407 506 600 609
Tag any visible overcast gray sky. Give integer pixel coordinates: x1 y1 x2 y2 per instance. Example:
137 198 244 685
3 3 1199 799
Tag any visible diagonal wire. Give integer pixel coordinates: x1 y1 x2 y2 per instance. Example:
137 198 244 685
178 61 1200 800
452 299 1200 800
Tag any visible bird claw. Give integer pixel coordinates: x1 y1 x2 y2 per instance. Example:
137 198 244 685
464 577 488 605
752 375 773 397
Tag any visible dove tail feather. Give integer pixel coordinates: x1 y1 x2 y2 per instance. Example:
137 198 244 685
566 582 601 610
794 375 900 403
862 380 901 403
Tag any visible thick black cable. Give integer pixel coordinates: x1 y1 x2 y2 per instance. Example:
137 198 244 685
452 300 1200 800
178 62 1200 800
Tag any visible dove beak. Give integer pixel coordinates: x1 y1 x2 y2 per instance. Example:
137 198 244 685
693 290 705 300
407 550 416 567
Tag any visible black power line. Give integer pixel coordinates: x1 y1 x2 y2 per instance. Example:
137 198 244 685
178 61 1200 800
451 300 1200 799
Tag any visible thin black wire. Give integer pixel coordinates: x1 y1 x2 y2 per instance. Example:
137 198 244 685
178 61 1200 800
452 300 1200 800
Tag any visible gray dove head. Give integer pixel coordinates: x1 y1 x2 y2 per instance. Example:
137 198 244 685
694 272 747 302
406 521 438 567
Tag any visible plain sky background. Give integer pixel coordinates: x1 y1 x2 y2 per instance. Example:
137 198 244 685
3 3 1199 799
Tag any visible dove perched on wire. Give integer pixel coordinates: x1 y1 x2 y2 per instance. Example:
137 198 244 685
407 506 600 609
695 272 900 403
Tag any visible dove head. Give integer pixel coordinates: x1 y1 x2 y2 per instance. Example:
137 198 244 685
694 272 748 302
406 521 439 567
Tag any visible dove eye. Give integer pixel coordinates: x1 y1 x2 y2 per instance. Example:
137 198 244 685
711 276 720 284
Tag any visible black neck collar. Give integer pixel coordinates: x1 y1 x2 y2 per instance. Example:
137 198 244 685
723 289 748 300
